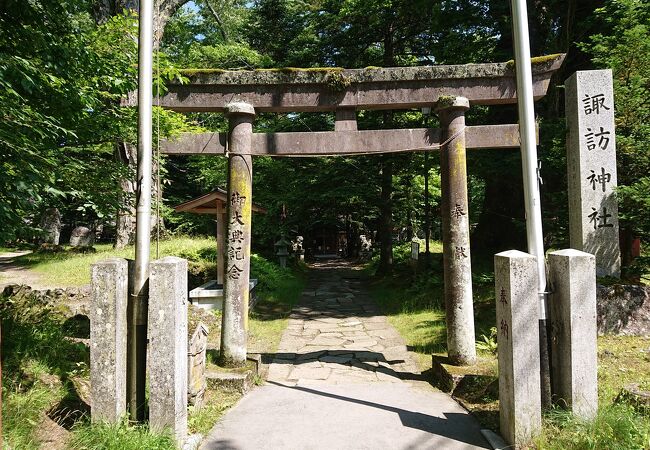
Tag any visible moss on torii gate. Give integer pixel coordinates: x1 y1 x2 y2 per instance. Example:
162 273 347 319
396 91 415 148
159 54 566 367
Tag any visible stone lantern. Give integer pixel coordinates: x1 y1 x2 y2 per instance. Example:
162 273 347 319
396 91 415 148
274 235 290 268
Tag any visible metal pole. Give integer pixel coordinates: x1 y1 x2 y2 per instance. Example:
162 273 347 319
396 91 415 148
129 0 153 421
510 0 551 407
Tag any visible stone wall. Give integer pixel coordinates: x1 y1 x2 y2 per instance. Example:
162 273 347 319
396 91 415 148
2 284 90 317
3 282 648 336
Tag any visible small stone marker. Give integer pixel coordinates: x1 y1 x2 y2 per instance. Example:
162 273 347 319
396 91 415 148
39 207 62 245
69 226 95 247
90 258 128 423
410 241 419 260
148 256 188 442
548 249 598 420
494 250 541 446
566 70 621 277
188 323 209 408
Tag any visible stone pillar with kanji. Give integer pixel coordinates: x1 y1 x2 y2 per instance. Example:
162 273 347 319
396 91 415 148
495 250 542 447
436 96 476 366
566 70 621 277
221 102 255 367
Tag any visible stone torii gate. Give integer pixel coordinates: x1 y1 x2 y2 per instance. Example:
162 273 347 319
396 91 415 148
160 54 565 367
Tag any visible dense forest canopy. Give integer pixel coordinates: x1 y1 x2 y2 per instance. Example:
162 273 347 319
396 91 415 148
1 0 648 272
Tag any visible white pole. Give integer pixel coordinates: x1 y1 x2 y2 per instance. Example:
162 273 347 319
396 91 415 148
130 0 153 420
510 0 551 407
510 0 547 310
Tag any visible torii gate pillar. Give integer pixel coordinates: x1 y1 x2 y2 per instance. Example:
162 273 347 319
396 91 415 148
221 102 255 367
436 96 477 366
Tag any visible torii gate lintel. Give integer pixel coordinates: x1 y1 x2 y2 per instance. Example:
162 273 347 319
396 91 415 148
159 55 565 367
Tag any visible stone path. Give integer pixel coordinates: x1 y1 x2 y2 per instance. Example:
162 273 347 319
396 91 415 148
201 260 489 450
267 260 421 385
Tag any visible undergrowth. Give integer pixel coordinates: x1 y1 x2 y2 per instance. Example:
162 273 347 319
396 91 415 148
68 420 175 450
535 404 650 450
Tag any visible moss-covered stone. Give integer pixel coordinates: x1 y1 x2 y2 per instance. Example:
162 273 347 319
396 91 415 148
175 54 565 86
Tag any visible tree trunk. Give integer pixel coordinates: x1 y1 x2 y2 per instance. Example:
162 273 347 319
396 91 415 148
114 142 137 248
376 22 396 274
377 156 393 275
94 0 188 248
470 167 527 255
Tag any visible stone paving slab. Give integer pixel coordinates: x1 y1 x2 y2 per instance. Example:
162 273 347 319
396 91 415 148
266 261 423 385
201 260 489 449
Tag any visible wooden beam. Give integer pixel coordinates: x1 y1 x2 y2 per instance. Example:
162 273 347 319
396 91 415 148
159 55 565 113
161 124 531 157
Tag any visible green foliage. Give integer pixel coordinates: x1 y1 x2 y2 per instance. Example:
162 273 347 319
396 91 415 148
0 289 88 448
581 0 650 239
475 327 498 355
2 379 66 449
535 404 650 450
0 292 89 382
250 253 302 299
182 42 272 69
68 420 175 450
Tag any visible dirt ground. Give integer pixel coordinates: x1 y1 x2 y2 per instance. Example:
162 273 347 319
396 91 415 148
0 250 51 290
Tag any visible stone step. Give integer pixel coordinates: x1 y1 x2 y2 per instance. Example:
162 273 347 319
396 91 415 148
206 369 256 394
205 354 263 394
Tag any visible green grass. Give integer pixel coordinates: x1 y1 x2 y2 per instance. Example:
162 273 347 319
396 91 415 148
68 421 175 450
8 237 215 286
249 260 306 354
368 241 497 368
188 388 243 436
535 404 650 450
2 378 66 449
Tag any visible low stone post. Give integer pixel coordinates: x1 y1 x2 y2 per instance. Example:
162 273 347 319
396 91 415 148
90 258 128 423
436 96 476 365
221 101 255 367
148 256 188 443
548 249 598 419
495 250 542 447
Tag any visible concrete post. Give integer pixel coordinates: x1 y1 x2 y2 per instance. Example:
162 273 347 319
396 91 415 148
495 250 542 447
148 256 188 443
221 101 255 367
90 258 128 423
548 249 598 419
436 96 476 365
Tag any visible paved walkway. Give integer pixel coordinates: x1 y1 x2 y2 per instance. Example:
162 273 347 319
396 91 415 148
201 260 489 450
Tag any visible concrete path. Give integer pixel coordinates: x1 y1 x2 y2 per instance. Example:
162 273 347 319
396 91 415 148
201 260 489 450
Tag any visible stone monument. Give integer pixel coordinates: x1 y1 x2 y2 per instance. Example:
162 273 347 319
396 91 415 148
148 256 188 442
70 226 95 247
90 258 128 423
566 70 621 277
39 207 61 245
